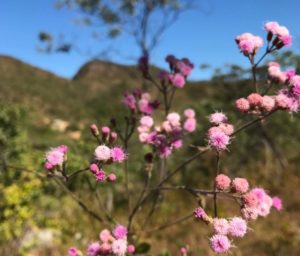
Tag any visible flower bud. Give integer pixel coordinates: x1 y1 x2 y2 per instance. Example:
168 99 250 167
109 132 118 143
90 124 99 137
107 173 117 182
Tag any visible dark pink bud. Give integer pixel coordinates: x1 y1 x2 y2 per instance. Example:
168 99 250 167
89 163 99 174
107 173 117 182
90 124 99 137
109 132 118 143
127 245 135 254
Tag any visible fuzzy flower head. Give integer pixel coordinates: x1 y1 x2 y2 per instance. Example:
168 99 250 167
111 147 127 163
215 174 231 191
46 148 65 166
213 218 229 235
87 242 101 256
140 116 154 128
99 229 112 243
208 130 230 151
228 217 247 238
236 98 250 112
209 112 227 125
272 196 283 211
209 234 231 254
68 247 79 256
241 207 259 221
184 108 195 118
169 73 186 88
113 225 128 239
194 207 207 220
232 177 249 193
127 245 135 254
112 239 128 256
94 145 111 161
183 118 196 133
167 112 181 127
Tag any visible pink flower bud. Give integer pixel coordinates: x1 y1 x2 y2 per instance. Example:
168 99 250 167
127 245 135 254
109 132 118 143
89 163 99 174
107 173 117 182
90 124 99 137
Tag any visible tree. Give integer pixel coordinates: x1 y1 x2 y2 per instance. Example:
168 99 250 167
39 0 196 60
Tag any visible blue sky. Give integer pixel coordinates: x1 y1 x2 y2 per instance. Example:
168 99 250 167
1 0 300 80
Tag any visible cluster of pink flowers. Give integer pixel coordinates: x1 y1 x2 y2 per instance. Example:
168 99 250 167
44 145 68 171
242 187 282 220
235 33 263 56
207 112 234 151
236 61 300 114
267 61 295 84
68 225 135 256
137 110 196 158
123 89 160 115
193 174 282 254
264 21 292 48
90 125 126 182
158 55 194 88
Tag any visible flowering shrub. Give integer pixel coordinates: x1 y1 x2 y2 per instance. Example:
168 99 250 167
37 21 299 254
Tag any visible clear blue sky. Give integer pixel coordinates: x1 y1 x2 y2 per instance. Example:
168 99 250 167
1 0 300 80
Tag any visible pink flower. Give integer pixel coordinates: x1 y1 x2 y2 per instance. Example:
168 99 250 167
243 191 258 207
232 178 249 193
261 96 275 112
107 173 117 182
209 112 227 125
247 93 263 107
209 234 231 254
139 132 149 143
112 239 127 256
169 73 186 88
111 147 127 163
140 116 154 127
241 207 258 220
94 145 111 161
264 21 280 34
68 247 79 256
208 126 222 136
218 123 234 136
99 229 111 242
180 247 188 256
46 149 64 166
171 139 183 149
44 162 53 171
127 245 135 254
194 207 206 219
236 33 263 55
177 60 193 76
213 218 229 235
57 145 68 154
95 170 106 182
279 34 292 46
89 163 99 174
215 174 231 191
228 217 247 237
275 93 290 109
235 98 250 112
123 94 136 110
99 243 112 254
208 130 230 151
184 118 196 133
272 196 282 211
113 225 128 239
87 242 101 256
184 108 195 118
167 112 181 126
